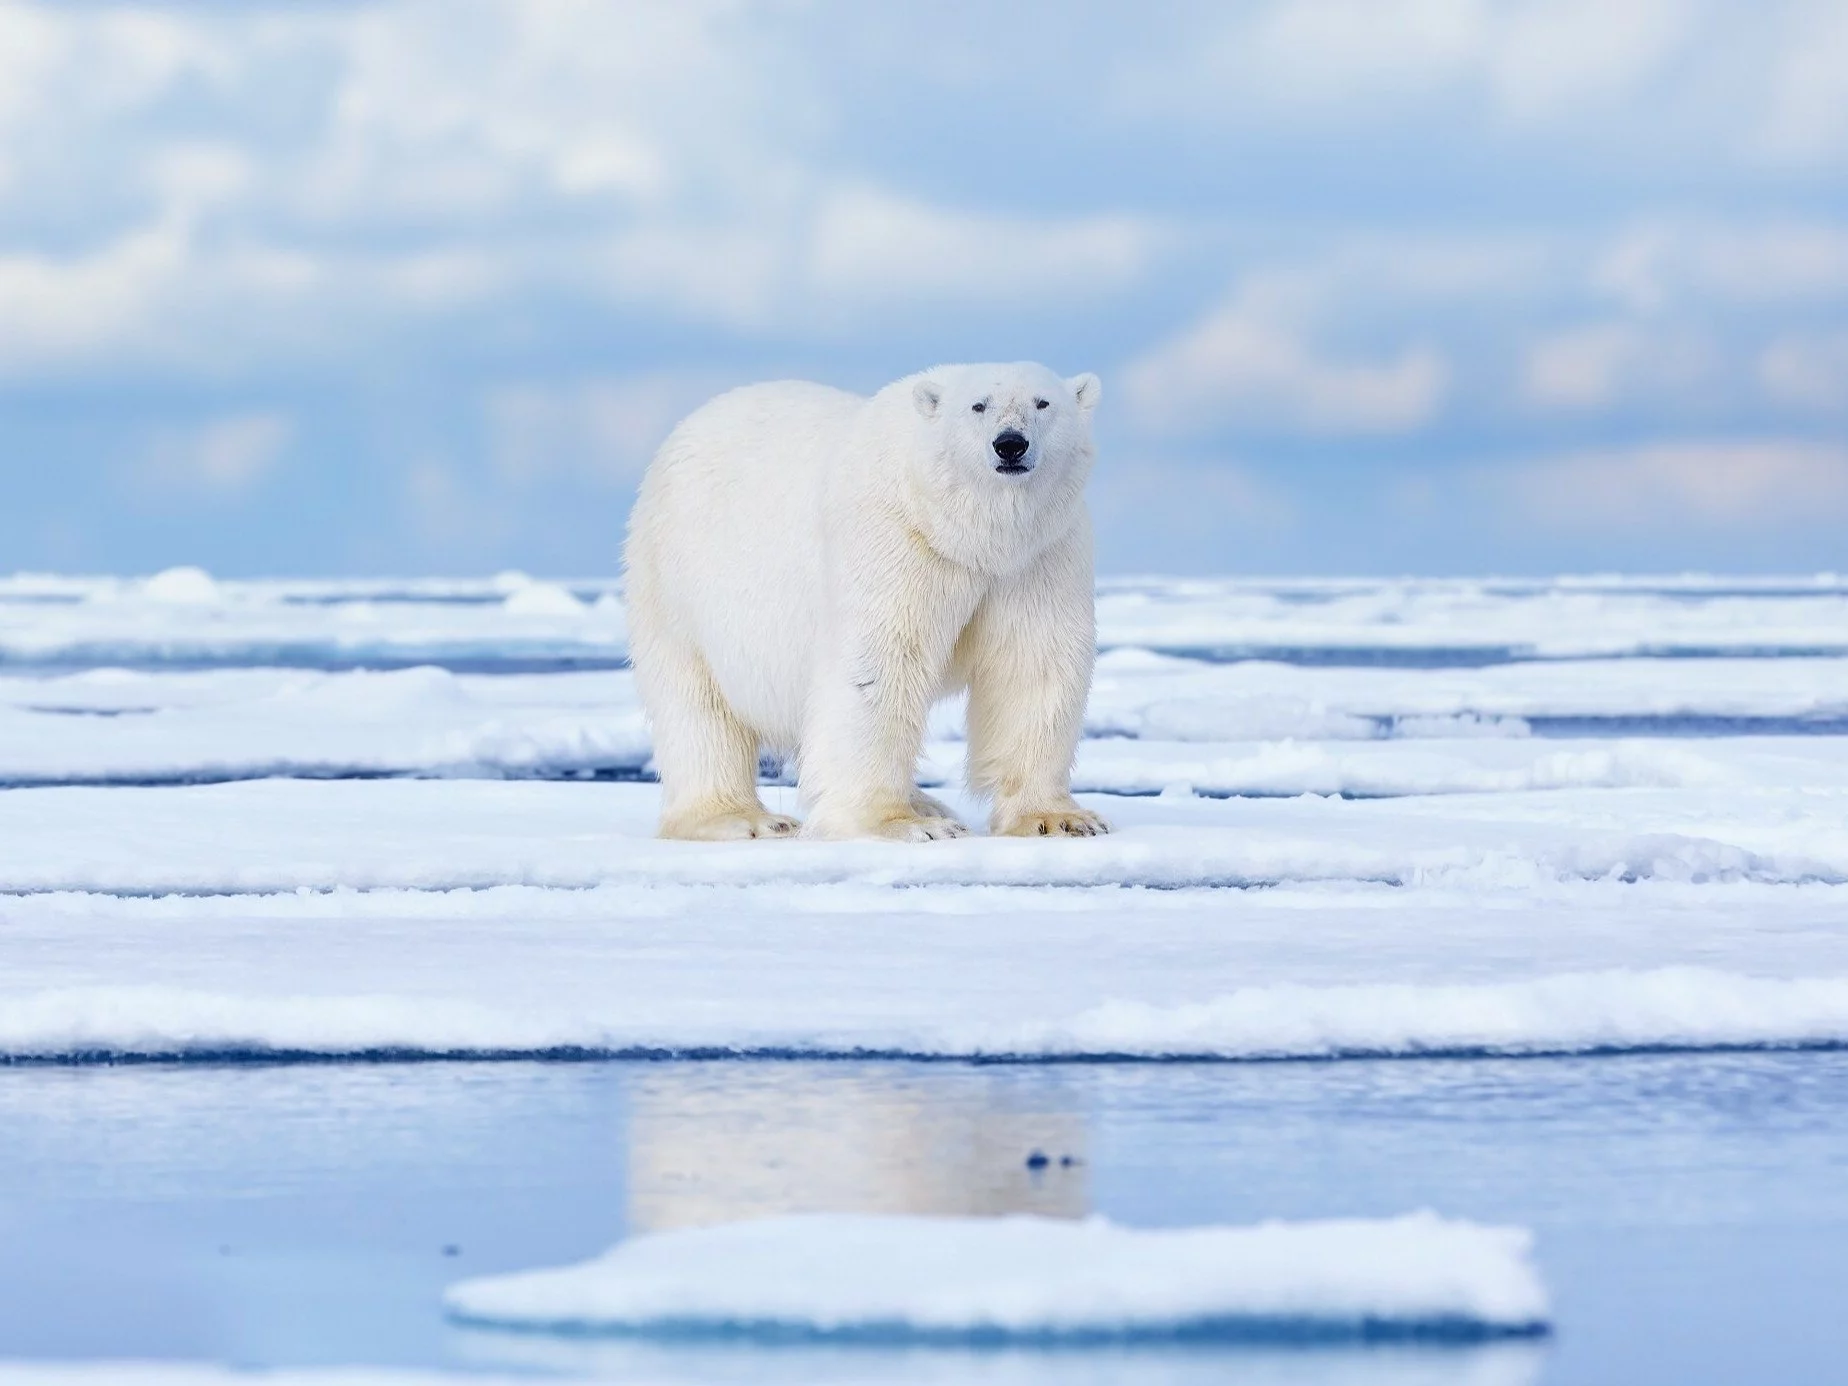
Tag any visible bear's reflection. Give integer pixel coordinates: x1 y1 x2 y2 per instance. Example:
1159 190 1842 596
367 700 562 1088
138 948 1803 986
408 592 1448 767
624 1065 1087 1232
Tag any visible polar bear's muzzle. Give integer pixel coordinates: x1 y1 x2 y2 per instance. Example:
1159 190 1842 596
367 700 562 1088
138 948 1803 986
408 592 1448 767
992 429 1032 475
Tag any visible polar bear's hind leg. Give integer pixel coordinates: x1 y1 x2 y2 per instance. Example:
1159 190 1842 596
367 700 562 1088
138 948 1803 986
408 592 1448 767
640 635 799 841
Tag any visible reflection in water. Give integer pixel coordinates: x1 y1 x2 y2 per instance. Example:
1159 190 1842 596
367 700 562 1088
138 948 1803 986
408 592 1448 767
456 1331 1547 1386
625 1065 1089 1232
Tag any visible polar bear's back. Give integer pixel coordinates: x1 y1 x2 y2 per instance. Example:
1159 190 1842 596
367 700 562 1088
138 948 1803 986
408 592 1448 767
625 380 865 747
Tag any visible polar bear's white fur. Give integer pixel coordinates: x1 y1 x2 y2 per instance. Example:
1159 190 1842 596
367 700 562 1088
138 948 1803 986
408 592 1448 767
624 361 1109 842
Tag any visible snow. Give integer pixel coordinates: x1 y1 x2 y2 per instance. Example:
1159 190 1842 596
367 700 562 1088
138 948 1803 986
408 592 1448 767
1083 649 1848 736
5 967 1845 1064
2 572 1847 1068
0 668 653 786
8 573 1847 1383
1 653 1844 787
442 1211 1547 1342
9 571 1848 670
3 778 1846 895
0 573 628 673
1091 575 1848 661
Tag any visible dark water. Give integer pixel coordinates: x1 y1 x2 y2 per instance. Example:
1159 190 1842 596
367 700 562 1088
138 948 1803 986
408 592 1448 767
2 1052 1846 1382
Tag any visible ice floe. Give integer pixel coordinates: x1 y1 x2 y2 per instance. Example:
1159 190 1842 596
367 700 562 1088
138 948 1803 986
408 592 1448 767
443 1211 1548 1342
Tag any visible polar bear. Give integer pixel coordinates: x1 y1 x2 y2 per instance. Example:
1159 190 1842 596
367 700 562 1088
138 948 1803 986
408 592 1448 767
623 362 1109 843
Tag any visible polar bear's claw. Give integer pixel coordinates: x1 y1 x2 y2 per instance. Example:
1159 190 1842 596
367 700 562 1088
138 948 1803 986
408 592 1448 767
666 808 802 841
996 807 1113 839
879 814 969 842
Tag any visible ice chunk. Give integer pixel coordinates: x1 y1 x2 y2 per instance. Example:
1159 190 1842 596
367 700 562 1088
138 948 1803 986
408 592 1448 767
137 566 221 605
443 1211 1549 1343
502 582 587 616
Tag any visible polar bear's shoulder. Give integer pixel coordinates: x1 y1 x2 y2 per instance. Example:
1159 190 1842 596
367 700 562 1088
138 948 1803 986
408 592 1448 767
647 380 870 496
680 379 865 435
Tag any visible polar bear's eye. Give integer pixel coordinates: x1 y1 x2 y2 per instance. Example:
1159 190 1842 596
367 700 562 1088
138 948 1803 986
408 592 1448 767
1035 399 1049 409
971 401 986 414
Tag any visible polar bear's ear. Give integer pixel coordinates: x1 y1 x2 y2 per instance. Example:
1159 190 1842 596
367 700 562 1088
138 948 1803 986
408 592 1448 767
1067 372 1102 413
913 378 944 418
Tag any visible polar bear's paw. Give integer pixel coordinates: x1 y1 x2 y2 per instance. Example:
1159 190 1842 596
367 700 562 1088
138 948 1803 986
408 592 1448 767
909 789 959 820
662 807 801 841
875 812 970 842
799 799 969 841
993 805 1113 838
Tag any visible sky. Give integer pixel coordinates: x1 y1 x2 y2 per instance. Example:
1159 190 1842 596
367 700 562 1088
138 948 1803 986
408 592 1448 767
1 0 1845 578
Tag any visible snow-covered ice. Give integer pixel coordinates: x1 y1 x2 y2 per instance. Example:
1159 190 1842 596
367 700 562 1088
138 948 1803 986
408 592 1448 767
3 777 1846 896
6 968 1845 1064
1 651 1844 787
2 573 1847 1067
0 570 627 673
442 1211 1548 1342
1091 575 1848 661
6 872 1848 1061
8 571 1848 670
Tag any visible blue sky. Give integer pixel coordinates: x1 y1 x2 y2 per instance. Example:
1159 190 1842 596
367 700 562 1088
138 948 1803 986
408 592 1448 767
2 0 1845 577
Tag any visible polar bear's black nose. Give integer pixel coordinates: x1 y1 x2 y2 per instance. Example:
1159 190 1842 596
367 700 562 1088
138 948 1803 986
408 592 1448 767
992 430 1030 465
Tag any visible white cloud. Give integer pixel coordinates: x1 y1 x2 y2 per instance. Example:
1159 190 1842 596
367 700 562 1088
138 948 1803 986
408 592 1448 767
1501 439 1848 529
1521 322 1716 412
1758 0 1848 163
0 1 807 365
1108 0 1848 177
1594 222 1848 313
487 373 723 488
1760 334 1848 411
0 0 1838 440
1124 274 1449 435
0 221 189 369
806 187 1157 301
0 0 1171 371
1122 0 1696 126
141 412 292 490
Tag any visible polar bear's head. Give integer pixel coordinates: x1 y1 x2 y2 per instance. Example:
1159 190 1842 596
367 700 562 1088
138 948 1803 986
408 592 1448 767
911 362 1101 486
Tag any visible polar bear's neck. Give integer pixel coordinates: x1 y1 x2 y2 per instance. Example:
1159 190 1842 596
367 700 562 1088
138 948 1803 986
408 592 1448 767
895 453 1090 577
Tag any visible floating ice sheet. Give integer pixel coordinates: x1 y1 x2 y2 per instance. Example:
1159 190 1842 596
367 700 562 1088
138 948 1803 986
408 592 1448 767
443 1211 1548 1343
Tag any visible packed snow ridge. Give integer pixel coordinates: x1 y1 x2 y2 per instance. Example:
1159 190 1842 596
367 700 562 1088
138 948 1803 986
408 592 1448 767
443 1211 1548 1343
7 969 1847 1064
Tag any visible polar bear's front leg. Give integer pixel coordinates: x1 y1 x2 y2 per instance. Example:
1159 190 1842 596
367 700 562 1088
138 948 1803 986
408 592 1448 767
798 565 980 842
799 660 969 841
962 528 1111 838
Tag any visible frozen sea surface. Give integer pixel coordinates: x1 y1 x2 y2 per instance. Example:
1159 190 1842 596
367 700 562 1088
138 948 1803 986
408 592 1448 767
2 572 1846 1383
